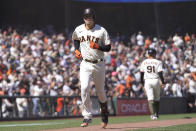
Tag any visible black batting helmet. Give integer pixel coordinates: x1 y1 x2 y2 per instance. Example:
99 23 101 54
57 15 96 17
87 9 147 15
83 8 96 19
146 48 156 57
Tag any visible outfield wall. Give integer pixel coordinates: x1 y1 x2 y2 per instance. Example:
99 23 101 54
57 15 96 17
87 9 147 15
116 97 188 116
159 97 188 114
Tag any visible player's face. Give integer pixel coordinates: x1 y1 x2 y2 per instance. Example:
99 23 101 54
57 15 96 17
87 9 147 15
83 14 94 27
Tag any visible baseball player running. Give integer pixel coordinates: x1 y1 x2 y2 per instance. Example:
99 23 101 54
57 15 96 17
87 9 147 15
72 8 111 128
140 48 165 120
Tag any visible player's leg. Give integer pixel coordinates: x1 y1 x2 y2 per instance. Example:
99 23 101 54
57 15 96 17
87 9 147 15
93 62 107 103
99 101 108 128
148 100 158 120
154 101 160 117
80 61 93 127
154 80 161 118
93 62 108 128
144 79 156 119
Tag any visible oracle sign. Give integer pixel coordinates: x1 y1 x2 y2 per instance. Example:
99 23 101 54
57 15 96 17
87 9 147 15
117 99 150 115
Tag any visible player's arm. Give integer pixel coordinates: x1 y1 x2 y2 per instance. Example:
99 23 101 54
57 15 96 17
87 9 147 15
139 63 145 86
72 30 82 59
140 71 144 86
158 71 165 85
157 61 165 87
74 40 80 50
74 40 82 59
98 44 111 52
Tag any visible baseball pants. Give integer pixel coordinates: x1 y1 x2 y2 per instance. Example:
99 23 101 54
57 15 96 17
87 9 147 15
144 79 160 101
80 60 107 119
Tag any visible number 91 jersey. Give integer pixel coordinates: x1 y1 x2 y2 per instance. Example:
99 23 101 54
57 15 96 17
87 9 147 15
140 59 163 80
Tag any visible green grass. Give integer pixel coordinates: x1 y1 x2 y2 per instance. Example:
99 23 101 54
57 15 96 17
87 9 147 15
0 113 196 131
130 123 196 131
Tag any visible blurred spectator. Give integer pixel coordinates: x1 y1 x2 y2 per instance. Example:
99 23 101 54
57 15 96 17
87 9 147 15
136 31 144 46
1 91 14 117
132 83 143 98
184 33 191 44
172 79 183 97
63 80 73 96
173 33 184 48
185 75 196 112
114 81 126 98
144 36 152 49
56 90 64 116
130 32 136 46
16 88 28 117
125 72 134 97
30 80 43 116
72 97 82 116
0 88 4 117
163 83 173 97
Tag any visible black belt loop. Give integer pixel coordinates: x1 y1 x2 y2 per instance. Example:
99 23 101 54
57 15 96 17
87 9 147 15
84 58 103 64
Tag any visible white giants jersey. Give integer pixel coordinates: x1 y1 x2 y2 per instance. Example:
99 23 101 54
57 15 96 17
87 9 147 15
72 24 111 60
140 59 163 80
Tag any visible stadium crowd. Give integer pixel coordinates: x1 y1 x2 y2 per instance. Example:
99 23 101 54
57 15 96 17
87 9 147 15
0 26 196 118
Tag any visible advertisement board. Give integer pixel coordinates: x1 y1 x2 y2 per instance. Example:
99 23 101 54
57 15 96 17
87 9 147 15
117 99 150 115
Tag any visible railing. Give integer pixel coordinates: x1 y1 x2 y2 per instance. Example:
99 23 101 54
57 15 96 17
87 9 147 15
0 95 192 120
0 96 115 120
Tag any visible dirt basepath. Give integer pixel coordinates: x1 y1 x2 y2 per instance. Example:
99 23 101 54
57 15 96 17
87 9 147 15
45 117 196 131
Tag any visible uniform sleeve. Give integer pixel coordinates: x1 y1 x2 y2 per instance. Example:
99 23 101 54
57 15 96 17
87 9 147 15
72 30 79 40
103 29 111 45
157 61 163 72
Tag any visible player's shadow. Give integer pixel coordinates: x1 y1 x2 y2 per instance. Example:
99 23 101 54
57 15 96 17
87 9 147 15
183 117 192 119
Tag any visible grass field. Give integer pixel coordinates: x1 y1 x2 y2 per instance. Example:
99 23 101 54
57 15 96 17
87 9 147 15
132 123 196 131
0 113 196 131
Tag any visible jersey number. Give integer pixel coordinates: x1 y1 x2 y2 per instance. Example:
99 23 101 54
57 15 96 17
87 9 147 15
147 66 155 73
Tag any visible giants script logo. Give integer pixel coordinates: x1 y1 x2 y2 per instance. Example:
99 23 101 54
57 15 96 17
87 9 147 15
120 103 148 113
79 35 100 43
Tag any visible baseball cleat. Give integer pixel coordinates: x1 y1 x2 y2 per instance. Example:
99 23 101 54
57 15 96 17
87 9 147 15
81 122 88 127
101 122 107 128
150 115 158 120
80 119 92 127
